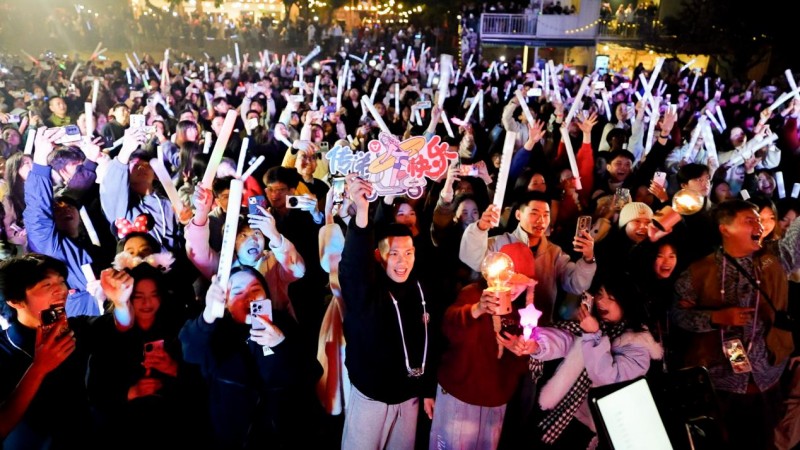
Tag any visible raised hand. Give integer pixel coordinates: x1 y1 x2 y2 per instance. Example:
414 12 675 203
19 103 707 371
250 316 285 348
248 206 281 243
100 268 134 307
577 303 600 333
476 204 501 231
578 111 599 135
203 277 227 324
32 322 75 375
33 126 66 165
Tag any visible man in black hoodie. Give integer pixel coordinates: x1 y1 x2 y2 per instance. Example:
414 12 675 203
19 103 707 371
339 174 436 450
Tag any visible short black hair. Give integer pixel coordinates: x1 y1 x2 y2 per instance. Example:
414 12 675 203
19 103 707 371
0 254 68 320
677 163 710 186
518 190 551 209
263 166 301 189
606 127 628 145
48 146 85 172
606 149 635 164
213 176 234 197
116 231 162 255
712 199 758 228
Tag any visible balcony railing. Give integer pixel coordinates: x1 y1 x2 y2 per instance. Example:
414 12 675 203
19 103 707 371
480 14 538 39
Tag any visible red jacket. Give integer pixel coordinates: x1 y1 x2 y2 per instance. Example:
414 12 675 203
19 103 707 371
437 283 530 407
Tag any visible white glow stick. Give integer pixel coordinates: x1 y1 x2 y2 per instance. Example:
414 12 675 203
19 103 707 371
241 155 265 181
465 54 473 70
69 63 81 83
786 69 800 100
565 76 591 126
213 178 244 318
767 86 800 112
549 61 561 103
493 131 517 210
125 54 141 82
202 131 212 154
705 110 724 133
79 207 100 247
362 97 391 135
150 158 184 215
690 74 699 93
791 183 800 199
204 62 209 83
236 137 250 178
414 109 423 126
687 117 707 161
126 68 132 86
716 105 727 130
201 110 238 189
645 97 661 155
704 78 709 99
463 92 480 123
477 90 484 122
370 78 381 104
235 42 241 66
337 60 349 109
405 46 412 69
560 127 582 190
437 54 453 107
80 264 104 313
312 75 321 110
132 52 141 66
504 83 512 100
453 69 460 85
601 90 612 122
84 103 94 139
776 171 787 198
299 45 321 67
543 63 550 96
515 90 535 125
679 59 696 73
441 110 455 138
395 83 400 117
24 129 35 155
741 189 750 200
276 135 293 148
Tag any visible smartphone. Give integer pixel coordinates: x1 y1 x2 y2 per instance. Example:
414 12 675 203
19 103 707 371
53 124 82 144
286 195 303 209
7 114 20 123
130 113 146 129
580 291 594 311
723 338 753 374
40 304 68 336
250 299 273 330
652 171 667 188
593 81 606 90
248 195 267 216
528 87 542 97
459 164 479 177
620 82 631 89
576 215 592 238
331 176 346 205
130 90 144 99
143 339 164 354
614 187 631 210
491 86 498 96
319 141 329 153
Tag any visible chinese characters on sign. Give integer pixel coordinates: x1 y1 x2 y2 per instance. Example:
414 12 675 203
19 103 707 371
325 133 457 199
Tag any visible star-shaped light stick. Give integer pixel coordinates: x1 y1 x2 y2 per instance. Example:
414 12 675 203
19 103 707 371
519 300 542 341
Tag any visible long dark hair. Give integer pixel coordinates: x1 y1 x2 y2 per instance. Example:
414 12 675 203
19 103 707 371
4 153 30 226
589 270 649 333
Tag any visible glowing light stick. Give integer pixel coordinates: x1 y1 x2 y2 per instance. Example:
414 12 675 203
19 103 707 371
241 155 265 181
560 126 582 190
679 59 696 73
441 110 455 138
362 97 391 135
213 177 244 318
24 129 35 155
791 183 800 199
515 90 535 125
312 75 321 110
776 171 787 198
370 78 381 104
519 301 542 340
150 158 185 216
300 45 321 67
202 131 212 154
564 76 591 126
201 110 238 189
236 137 250 178
493 131 517 210
84 102 94 140
79 207 100 247
395 83 400 117
80 264 104 314
235 42 241 67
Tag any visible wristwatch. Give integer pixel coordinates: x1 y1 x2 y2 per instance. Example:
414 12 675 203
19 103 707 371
583 256 596 264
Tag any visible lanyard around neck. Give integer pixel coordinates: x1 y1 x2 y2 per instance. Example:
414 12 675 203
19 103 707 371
388 281 428 378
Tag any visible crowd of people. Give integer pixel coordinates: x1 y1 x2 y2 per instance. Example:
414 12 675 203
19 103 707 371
0 23 799 450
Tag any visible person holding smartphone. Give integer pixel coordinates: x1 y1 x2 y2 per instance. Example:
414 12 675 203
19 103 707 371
86 264 206 449
180 266 323 448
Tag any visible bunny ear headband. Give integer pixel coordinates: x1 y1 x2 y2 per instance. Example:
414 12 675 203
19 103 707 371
113 250 175 273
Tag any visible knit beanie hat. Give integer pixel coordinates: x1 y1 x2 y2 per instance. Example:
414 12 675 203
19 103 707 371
618 202 653 228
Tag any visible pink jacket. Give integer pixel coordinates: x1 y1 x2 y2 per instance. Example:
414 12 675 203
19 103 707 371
185 219 306 318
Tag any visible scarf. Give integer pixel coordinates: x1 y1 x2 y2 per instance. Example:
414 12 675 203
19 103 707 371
537 320 627 444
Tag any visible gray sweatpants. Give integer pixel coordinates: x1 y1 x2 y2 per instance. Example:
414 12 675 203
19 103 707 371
341 385 419 450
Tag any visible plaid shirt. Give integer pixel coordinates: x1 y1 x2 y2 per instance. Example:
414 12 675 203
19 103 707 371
674 252 784 394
